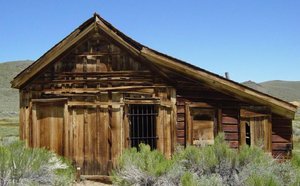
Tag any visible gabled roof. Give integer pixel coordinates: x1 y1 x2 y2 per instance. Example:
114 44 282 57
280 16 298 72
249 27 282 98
11 13 297 119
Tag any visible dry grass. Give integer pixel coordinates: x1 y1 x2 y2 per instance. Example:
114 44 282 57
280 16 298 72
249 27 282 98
0 118 19 142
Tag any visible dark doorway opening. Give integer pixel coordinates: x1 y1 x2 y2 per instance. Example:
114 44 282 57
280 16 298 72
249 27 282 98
245 121 251 146
128 104 157 150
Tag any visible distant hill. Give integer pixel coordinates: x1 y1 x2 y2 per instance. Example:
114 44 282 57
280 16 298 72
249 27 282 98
0 60 33 117
242 80 300 102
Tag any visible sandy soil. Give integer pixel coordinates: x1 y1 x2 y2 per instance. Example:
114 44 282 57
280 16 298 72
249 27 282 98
73 180 111 186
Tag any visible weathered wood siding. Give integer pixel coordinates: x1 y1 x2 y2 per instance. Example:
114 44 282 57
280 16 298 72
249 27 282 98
19 30 176 175
176 97 187 146
222 108 240 148
272 114 293 158
176 87 242 148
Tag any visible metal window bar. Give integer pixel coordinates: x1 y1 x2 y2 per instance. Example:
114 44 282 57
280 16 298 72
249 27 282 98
128 104 158 150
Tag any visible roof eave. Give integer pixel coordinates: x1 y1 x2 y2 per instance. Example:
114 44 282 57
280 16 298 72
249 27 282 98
140 47 297 119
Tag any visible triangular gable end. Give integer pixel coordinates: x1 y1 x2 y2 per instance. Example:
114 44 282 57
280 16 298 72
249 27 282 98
11 13 297 119
11 15 96 89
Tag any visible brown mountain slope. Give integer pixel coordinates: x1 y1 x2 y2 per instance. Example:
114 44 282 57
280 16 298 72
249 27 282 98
0 60 33 117
242 80 300 102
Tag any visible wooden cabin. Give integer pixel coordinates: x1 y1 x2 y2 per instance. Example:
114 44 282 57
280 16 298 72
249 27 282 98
11 13 297 176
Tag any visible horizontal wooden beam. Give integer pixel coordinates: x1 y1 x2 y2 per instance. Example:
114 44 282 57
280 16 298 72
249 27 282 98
58 70 151 76
42 85 170 94
68 101 123 107
124 99 160 105
32 98 68 103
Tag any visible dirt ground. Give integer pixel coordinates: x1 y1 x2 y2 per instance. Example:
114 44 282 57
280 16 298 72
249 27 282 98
74 180 111 186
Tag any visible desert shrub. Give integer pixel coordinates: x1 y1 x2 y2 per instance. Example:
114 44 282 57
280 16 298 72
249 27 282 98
173 134 239 185
0 141 74 185
238 144 270 167
180 172 199 186
180 172 223 186
244 173 279 186
112 144 174 185
112 133 300 186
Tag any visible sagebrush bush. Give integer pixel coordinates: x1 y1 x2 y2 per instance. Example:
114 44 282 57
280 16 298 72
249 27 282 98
112 144 175 185
0 141 74 185
113 133 300 186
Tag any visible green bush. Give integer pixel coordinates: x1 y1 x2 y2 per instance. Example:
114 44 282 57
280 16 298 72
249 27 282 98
180 172 199 186
0 141 74 185
112 144 174 185
113 133 300 186
244 173 279 186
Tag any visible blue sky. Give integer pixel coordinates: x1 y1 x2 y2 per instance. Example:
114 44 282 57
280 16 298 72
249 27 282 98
0 1 299 83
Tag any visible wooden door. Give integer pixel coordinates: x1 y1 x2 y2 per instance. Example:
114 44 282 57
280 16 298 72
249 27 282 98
69 106 109 175
186 104 216 146
240 108 272 152
33 102 65 156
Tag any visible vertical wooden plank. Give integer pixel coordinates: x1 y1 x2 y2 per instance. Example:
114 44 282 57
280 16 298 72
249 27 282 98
156 105 164 154
89 108 96 174
79 108 85 170
28 101 33 147
164 107 171 158
40 105 50 150
120 105 124 153
100 92 110 174
50 105 56 153
55 104 64 155
64 103 69 157
111 104 122 167
170 88 177 153
25 105 30 146
185 104 192 145
73 108 84 170
251 117 264 148
69 108 74 159
240 119 246 146
110 92 122 168
250 119 255 147
83 108 88 174
83 108 97 174
264 116 272 153
267 116 272 153
31 103 37 148
218 108 222 132
95 107 101 175
123 105 129 149
99 105 109 174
